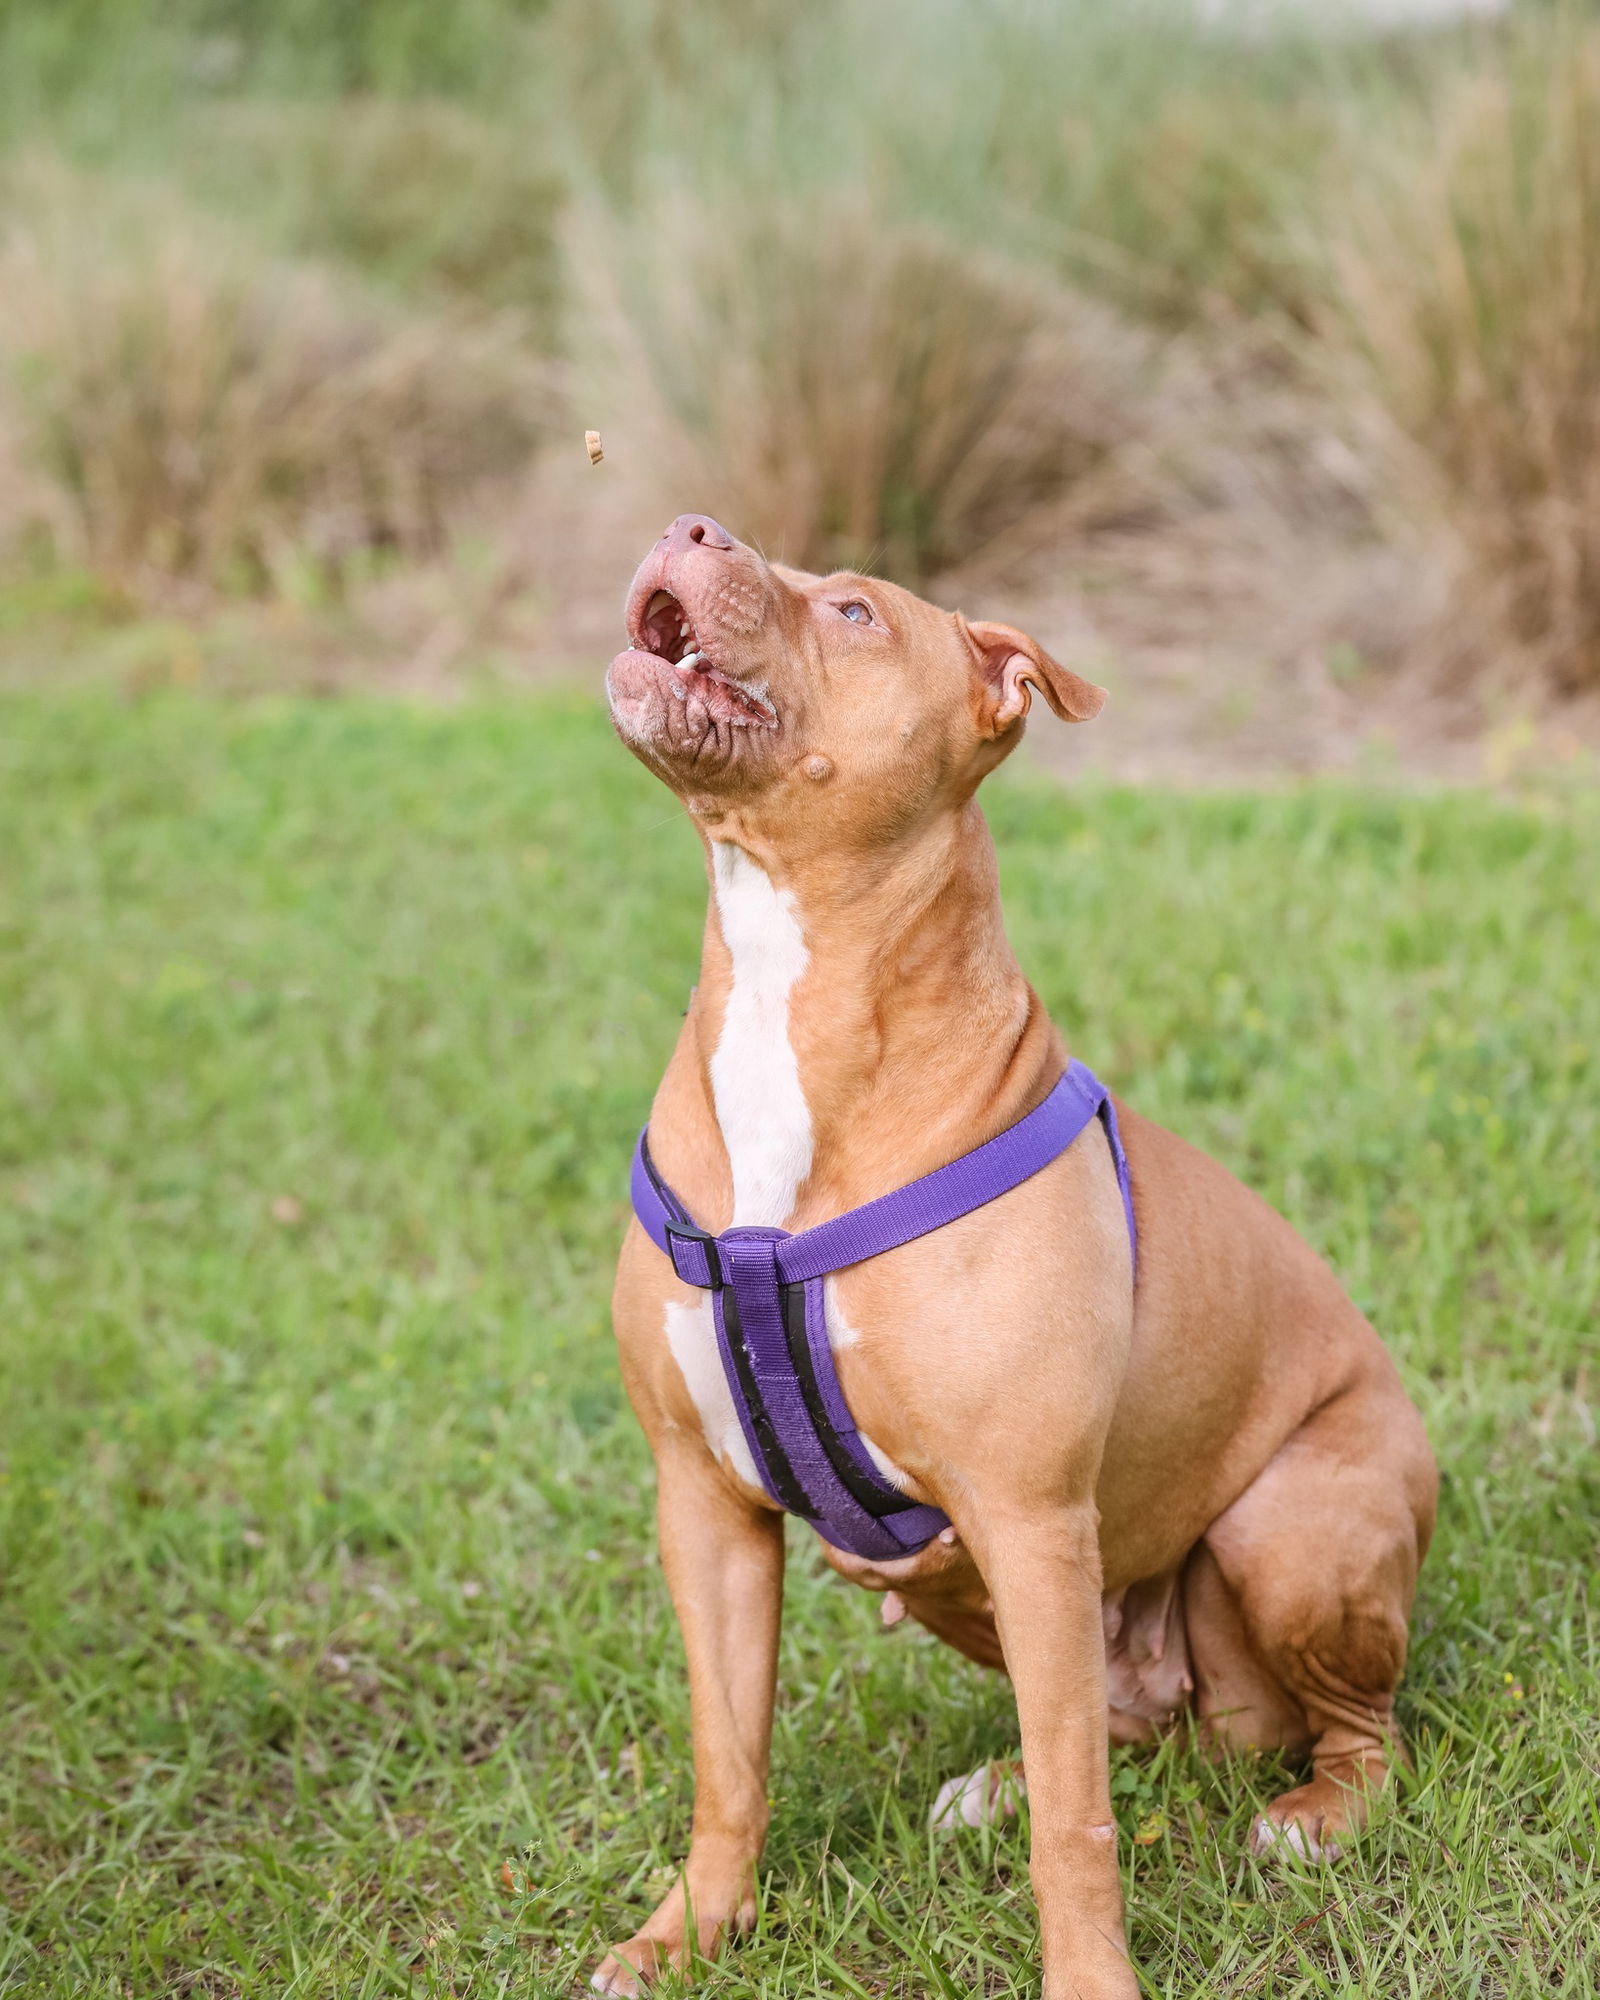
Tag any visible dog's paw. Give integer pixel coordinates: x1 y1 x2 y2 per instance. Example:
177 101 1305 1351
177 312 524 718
1249 1801 1340 1864
588 1940 658 1995
929 1758 1027 1831
1249 1760 1395 1864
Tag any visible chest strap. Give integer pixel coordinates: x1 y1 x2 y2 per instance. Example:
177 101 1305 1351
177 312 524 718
630 1057 1136 1561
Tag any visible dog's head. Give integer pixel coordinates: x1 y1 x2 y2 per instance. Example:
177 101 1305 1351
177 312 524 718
606 513 1105 847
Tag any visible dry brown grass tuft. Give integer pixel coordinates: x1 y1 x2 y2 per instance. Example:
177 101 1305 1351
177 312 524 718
213 97 564 328
1325 21 1600 698
577 188 1161 579
0 166 549 599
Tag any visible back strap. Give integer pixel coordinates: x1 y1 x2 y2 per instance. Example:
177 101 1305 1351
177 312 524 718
775 1060 1133 1285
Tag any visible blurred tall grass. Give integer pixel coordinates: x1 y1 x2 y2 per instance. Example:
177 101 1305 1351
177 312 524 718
1325 9 1600 696
0 0 1597 698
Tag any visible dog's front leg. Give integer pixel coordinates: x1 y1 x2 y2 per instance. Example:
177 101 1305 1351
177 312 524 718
591 1439 784 1995
968 1502 1136 2000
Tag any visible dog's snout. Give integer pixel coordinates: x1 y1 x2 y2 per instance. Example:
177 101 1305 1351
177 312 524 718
662 513 735 554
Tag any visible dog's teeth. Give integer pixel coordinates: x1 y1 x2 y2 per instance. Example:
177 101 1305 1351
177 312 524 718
678 651 701 670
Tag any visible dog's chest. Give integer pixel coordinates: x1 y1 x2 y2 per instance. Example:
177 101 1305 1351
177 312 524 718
662 841 911 1494
660 1280 912 1497
707 841 812 1228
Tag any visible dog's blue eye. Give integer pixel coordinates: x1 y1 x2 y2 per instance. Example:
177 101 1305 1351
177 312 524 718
840 602 872 625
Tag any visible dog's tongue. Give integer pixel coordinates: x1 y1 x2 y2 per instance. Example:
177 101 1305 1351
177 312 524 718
642 589 700 665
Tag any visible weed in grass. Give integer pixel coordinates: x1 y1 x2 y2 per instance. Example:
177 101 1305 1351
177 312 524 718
0 691 1594 1995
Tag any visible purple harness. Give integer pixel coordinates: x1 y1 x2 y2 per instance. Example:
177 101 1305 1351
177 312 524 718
630 1058 1136 1561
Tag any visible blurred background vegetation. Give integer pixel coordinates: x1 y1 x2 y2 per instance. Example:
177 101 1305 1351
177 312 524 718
4 11 1597 1989
2 0 1600 737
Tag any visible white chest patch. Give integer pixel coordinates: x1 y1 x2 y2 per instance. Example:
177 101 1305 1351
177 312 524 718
663 1296 761 1490
708 842 813 1227
666 849 914 1502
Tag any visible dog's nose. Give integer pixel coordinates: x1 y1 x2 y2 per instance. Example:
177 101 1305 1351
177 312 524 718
661 513 735 553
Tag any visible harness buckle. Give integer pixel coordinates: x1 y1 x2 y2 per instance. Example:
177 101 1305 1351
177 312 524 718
664 1219 722 1290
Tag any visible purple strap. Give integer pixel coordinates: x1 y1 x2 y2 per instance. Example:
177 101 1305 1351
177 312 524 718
630 1058 1136 1559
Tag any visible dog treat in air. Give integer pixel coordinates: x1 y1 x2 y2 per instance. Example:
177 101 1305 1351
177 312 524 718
585 430 604 465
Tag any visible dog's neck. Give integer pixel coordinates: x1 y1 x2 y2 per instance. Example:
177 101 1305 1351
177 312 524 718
680 807 1062 1230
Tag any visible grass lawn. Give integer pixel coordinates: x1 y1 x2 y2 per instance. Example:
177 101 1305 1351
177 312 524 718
1 689 1595 1997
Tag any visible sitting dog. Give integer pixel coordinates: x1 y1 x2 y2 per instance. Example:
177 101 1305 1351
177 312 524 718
596 513 1437 1999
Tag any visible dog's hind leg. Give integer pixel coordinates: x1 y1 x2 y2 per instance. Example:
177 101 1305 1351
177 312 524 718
1187 1364 1437 1859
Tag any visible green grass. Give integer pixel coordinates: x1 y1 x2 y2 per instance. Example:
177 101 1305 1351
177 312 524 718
1 690 1595 1997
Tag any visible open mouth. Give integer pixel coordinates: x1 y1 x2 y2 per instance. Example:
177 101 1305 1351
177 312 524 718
629 589 778 729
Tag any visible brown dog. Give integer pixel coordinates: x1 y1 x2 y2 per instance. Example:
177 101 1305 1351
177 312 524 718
595 514 1437 1999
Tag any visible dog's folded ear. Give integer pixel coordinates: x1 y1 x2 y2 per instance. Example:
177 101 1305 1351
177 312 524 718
959 614 1107 733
